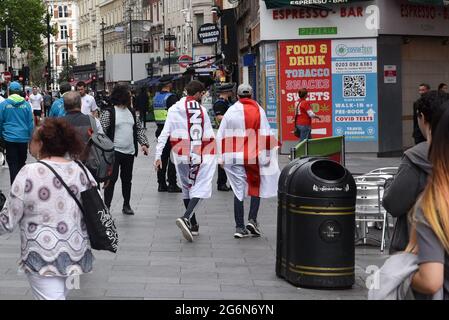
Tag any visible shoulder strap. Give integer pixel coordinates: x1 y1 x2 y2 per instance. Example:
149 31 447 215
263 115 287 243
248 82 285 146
74 160 94 186
88 115 98 135
37 161 85 215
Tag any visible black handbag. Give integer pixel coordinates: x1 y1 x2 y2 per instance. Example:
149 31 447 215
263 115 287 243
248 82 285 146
389 216 410 255
0 190 6 211
38 160 118 253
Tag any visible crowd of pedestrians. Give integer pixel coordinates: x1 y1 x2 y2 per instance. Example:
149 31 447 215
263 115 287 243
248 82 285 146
0 76 280 299
2 74 449 301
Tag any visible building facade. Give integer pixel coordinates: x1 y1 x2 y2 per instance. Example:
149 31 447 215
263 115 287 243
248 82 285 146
45 0 79 89
76 0 101 66
233 0 449 156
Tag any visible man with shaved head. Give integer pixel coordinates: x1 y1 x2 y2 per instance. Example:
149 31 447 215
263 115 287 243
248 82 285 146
63 91 103 145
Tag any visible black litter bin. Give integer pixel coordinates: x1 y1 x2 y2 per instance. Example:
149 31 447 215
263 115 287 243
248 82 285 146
276 157 356 289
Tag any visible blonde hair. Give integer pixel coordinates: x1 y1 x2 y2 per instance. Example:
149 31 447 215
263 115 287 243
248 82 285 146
418 108 449 253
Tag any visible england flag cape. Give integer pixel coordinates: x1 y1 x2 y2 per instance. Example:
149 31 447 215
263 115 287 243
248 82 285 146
216 98 281 201
155 96 217 199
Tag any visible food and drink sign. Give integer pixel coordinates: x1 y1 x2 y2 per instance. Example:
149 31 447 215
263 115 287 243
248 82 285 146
279 40 333 142
279 38 378 144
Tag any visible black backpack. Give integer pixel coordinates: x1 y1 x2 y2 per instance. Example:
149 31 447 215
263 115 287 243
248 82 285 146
0 190 6 211
85 116 115 182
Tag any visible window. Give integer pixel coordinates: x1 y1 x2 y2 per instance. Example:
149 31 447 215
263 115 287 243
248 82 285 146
58 5 68 18
48 6 53 17
60 25 68 40
61 48 69 65
195 14 204 42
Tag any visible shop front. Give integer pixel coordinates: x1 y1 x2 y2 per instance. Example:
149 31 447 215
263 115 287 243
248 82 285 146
258 0 449 155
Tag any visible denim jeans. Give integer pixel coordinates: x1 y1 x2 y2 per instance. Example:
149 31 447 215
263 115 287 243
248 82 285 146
296 125 312 141
234 196 261 229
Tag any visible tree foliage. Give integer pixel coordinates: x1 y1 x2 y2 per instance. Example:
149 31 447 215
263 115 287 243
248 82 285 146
58 55 77 83
29 55 46 88
0 0 48 59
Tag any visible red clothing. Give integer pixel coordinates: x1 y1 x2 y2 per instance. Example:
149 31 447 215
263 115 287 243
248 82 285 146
295 99 313 126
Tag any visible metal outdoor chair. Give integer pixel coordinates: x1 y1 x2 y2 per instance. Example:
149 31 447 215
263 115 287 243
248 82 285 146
369 167 399 176
354 175 391 252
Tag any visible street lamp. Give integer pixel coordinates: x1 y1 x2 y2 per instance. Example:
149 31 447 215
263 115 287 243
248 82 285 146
100 18 106 90
127 6 134 84
211 5 223 58
66 30 69 81
164 31 176 76
46 11 52 91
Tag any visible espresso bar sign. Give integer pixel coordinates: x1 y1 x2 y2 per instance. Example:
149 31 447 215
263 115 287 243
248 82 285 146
197 23 221 45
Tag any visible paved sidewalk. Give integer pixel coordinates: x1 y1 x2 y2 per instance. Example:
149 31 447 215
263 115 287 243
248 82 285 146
0 123 400 300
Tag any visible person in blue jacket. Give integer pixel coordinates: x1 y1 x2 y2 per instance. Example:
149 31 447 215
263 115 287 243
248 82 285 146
0 81 34 184
48 82 72 117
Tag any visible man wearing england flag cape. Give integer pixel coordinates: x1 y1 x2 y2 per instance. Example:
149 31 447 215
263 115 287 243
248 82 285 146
154 80 216 242
216 84 281 238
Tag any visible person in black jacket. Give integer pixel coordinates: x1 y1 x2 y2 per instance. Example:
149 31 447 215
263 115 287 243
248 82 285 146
100 84 149 215
383 90 449 254
213 83 235 191
136 87 149 129
412 83 430 145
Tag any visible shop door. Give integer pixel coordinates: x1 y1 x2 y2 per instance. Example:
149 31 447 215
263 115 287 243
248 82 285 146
402 37 449 148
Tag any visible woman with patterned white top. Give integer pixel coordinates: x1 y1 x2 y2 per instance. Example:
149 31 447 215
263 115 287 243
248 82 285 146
0 118 97 300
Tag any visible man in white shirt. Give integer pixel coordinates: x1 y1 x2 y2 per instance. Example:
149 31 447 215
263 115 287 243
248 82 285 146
28 86 44 126
76 81 98 117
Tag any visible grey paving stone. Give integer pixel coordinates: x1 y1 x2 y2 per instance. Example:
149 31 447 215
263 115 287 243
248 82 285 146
108 275 180 284
0 125 399 300
147 283 221 292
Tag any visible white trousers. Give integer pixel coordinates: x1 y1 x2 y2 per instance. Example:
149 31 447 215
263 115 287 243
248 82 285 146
27 273 68 300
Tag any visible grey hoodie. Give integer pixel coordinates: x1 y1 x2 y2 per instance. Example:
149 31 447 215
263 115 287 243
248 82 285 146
383 142 431 253
368 252 443 300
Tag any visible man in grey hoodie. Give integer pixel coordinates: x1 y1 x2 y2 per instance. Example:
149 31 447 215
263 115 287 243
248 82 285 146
383 91 449 254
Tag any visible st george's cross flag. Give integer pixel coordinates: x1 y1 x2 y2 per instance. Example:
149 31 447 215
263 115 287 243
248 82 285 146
216 98 281 201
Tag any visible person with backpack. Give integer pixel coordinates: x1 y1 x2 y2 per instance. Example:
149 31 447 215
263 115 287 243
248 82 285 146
0 118 97 300
63 91 104 143
100 84 149 215
62 91 112 184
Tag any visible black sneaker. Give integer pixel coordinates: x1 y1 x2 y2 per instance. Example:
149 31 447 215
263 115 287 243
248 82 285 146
234 227 251 239
176 217 193 242
246 219 261 237
217 184 231 191
168 185 182 193
122 205 135 215
191 224 199 236
158 184 168 192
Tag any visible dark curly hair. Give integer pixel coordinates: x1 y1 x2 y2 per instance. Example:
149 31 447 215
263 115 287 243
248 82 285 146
416 90 449 134
110 84 131 106
35 118 84 159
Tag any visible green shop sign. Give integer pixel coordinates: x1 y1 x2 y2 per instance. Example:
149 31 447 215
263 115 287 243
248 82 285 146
299 27 338 36
263 0 372 9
